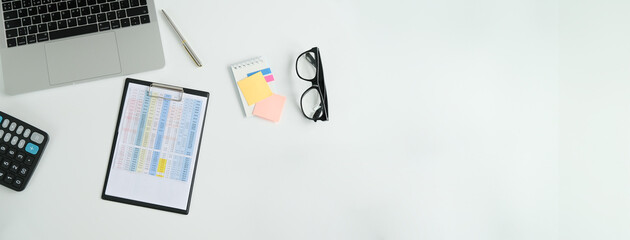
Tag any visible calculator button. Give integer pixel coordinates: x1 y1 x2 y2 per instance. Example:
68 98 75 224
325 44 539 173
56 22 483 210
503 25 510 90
7 149 15 157
18 167 27 176
16 125 23 135
13 178 23 188
30 132 45 144
1 119 9 128
0 169 4 179
5 174 14 184
25 143 39 155
9 164 18 173
9 122 16 131
24 157 33 165
10 136 18 145
3 132 10 142
0 129 3 138
0 115 2 124
0 145 6 154
23 128 31 138
18 139 25 149
1 159 9 169
15 153 24 162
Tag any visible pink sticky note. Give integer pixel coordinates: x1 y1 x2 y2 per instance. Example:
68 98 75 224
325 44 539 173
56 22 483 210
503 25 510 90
253 94 286 123
264 74 275 82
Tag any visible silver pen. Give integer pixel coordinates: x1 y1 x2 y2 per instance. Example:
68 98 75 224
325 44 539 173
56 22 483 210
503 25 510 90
161 9 203 67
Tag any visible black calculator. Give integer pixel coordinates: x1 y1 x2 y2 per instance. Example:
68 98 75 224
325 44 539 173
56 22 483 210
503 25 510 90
0 111 48 191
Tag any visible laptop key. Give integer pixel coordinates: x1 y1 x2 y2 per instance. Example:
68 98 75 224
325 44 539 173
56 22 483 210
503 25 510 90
48 23 97 40
77 15 86 25
77 0 85 7
97 12 105 21
125 5 146 17
2 2 11 11
12 1 21 9
86 14 95 23
23 0 32 8
37 5 47 13
97 21 108 30
31 15 41 24
27 6 36 16
56 1 66 10
129 15 138 25
56 19 66 28
46 2 55 11
27 25 36 34
5 28 17 38
6 38 16 47
119 0 128 9
16 36 26 45
50 11 59 20
5 19 20 28
46 21 56 30
99 3 108 12
109 19 118 28
4 10 18 20
41 13 50 22
119 17 128 27
80 6 88 15
36 32 47 41
37 23 46 31
26 34 36 44
18 8 27 17
129 0 137 7
67 18 76 27
89 5 98 13
139 14 148 24
61 9 70 19
106 11 114 20
18 26 26 35
109 1 117 10
71 8 79 17
21 16 31 25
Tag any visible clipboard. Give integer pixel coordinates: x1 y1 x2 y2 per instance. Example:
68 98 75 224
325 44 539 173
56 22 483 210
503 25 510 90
101 78 209 214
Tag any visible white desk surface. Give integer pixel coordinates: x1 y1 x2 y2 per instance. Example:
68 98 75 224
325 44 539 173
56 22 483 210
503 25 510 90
0 0 564 239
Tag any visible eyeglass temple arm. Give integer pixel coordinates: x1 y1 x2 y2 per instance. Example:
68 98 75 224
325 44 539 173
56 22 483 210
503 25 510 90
305 53 317 67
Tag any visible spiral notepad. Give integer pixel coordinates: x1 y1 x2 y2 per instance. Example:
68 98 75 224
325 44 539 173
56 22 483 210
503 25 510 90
230 57 275 117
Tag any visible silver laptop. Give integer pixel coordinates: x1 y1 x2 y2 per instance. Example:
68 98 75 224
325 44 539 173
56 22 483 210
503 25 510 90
0 0 164 95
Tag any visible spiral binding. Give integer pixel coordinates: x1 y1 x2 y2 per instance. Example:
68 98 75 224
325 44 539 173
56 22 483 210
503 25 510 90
231 57 264 70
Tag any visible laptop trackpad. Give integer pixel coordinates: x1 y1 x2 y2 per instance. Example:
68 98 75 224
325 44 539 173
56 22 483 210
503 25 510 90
46 32 121 85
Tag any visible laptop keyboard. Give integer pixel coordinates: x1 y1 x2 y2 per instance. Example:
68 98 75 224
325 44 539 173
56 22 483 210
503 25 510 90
2 0 150 48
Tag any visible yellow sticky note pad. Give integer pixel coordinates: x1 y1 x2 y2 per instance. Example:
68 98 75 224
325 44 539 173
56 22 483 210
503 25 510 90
237 72 273 106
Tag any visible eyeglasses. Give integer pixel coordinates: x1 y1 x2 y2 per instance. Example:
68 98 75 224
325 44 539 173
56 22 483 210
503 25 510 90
296 47 329 122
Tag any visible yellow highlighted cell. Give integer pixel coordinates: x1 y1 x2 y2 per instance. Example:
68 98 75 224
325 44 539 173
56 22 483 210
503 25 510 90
158 158 167 173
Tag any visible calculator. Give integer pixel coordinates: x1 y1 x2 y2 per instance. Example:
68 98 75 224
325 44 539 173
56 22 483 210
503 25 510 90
0 111 49 191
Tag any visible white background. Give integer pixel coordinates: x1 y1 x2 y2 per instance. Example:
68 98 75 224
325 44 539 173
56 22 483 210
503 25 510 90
1 0 615 239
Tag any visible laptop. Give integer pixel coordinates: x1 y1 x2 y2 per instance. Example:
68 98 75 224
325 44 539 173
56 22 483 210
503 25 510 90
0 0 165 95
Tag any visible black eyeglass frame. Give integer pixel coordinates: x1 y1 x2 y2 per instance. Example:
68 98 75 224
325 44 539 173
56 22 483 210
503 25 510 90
296 47 329 122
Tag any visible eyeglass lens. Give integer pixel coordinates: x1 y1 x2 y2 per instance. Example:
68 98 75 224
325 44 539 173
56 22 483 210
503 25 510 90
301 88 323 119
296 51 318 80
